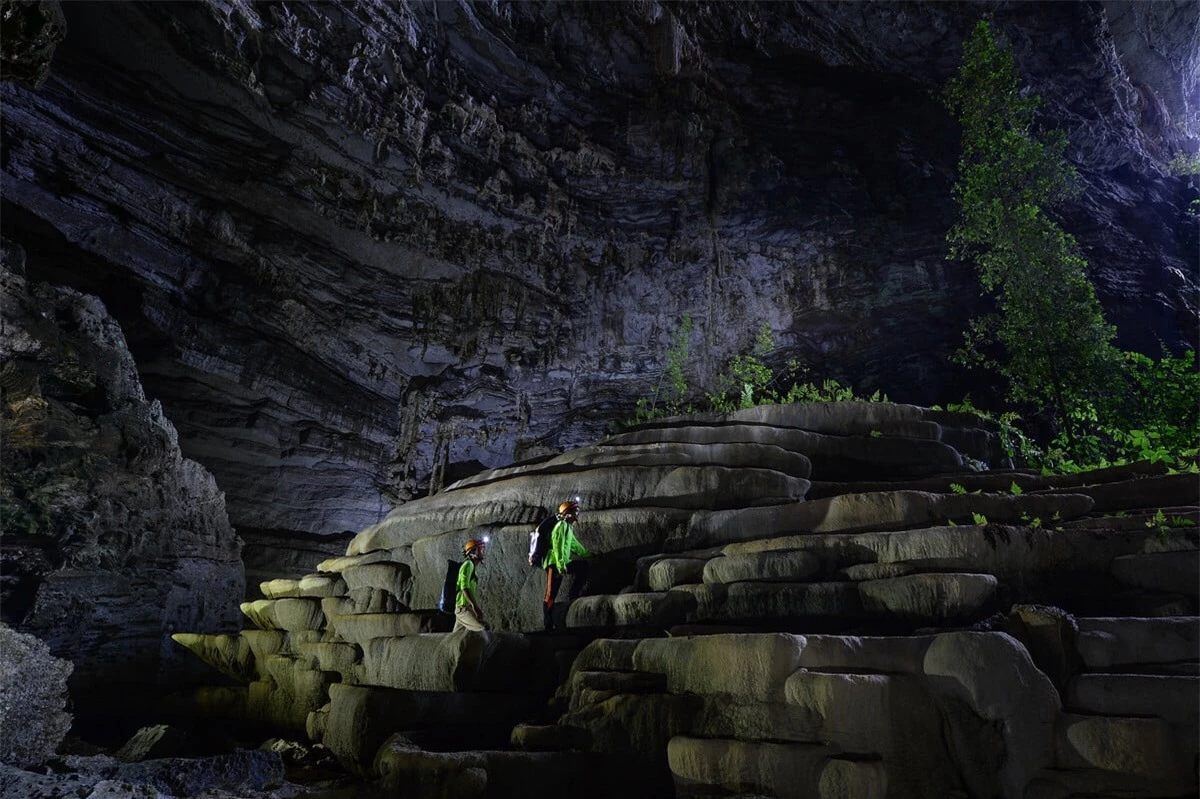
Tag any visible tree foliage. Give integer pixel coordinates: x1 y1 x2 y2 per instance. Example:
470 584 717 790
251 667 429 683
944 20 1120 451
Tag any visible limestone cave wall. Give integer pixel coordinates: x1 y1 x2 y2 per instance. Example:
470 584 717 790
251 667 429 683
1 0 1196 544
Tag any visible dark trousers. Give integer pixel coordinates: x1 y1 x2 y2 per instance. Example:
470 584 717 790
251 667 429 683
543 560 589 631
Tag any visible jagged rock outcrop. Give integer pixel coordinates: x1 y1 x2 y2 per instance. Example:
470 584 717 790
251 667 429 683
174 401 1198 798
0 1 1195 544
0 240 244 719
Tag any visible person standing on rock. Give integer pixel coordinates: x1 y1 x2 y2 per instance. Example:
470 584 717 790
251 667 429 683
540 499 591 632
454 538 489 632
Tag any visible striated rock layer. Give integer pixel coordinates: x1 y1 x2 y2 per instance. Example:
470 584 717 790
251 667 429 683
173 401 1199 798
0 240 244 721
1 1 1196 541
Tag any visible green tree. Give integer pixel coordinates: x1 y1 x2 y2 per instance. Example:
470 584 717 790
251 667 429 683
944 20 1120 453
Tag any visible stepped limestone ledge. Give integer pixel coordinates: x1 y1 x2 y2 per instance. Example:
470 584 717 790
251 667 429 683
172 400 1198 797
0 241 244 706
348 403 1004 557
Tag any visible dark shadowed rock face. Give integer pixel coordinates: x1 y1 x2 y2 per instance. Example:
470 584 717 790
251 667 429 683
0 240 244 709
1 1 1195 538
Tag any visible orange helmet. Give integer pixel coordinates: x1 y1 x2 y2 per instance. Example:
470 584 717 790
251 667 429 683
558 500 580 517
463 537 488 556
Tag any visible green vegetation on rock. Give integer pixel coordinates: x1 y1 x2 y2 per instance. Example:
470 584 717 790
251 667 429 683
942 20 1199 473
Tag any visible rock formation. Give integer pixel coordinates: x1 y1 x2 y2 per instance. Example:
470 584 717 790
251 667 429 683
1 1 1196 548
0 240 244 726
174 401 1199 798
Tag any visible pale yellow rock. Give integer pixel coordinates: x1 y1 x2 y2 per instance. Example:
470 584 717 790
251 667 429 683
1057 714 1191 781
329 612 431 647
294 640 362 679
632 634 805 702
260 579 300 599
271 598 326 632
647 557 708 590
240 599 277 630
667 736 867 799
858 573 997 621
784 671 891 752
170 633 254 683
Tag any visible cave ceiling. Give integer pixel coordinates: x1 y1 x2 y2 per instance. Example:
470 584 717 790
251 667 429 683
1 0 1196 538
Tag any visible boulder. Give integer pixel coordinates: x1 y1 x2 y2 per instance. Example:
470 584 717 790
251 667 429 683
114 724 192 762
673 581 863 624
922 632 1060 798
1002 605 1080 692
0 623 73 767
1056 713 1193 785
260 574 346 599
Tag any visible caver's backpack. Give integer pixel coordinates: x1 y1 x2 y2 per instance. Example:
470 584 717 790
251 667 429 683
527 516 556 567
438 559 461 613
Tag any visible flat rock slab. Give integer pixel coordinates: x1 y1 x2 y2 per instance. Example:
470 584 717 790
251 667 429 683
632 634 805 702
673 581 863 624
1110 550 1199 595
239 598 325 632
667 736 886 799
835 562 915 581
359 631 531 692
648 557 709 590
1068 673 1199 730
1075 616 1200 670
566 591 696 629
687 490 1094 547
1056 713 1194 785
1059 473 1200 512
330 611 443 647
859 573 998 622
450 441 815 490
605 423 965 481
703 550 821 584
721 524 1196 586
351 464 807 552
260 574 347 598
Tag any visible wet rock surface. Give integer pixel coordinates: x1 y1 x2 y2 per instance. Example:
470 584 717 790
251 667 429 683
0 1 1195 543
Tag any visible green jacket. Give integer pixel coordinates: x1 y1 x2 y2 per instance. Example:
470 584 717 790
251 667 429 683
542 519 590 571
455 559 478 609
